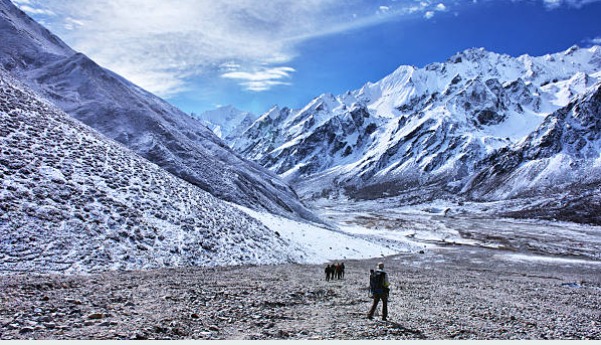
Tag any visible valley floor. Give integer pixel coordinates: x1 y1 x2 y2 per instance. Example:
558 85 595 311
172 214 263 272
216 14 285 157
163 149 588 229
1 243 600 340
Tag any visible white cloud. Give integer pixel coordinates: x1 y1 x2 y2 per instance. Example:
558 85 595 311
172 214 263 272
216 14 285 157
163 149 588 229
13 0 601 97
16 4 55 16
14 0 456 96
63 17 84 31
583 36 601 46
379 5 391 13
222 66 295 92
542 0 601 8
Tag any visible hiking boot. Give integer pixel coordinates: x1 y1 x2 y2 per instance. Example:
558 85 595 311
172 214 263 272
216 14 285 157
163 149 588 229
382 317 387 321
367 316 373 320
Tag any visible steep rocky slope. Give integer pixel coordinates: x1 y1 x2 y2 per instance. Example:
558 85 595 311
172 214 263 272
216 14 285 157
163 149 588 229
0 69 306 274
0 0 317 223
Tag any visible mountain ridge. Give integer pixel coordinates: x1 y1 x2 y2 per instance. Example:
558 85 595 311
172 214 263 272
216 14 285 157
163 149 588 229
224 45 601 224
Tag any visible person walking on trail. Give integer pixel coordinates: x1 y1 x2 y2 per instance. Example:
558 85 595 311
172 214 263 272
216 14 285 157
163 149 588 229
367 262 390 321
325 264 331 281
368 269 375 297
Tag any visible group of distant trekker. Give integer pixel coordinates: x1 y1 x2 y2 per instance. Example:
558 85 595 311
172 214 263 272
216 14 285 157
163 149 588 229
324 262 345 281
323 261 390 321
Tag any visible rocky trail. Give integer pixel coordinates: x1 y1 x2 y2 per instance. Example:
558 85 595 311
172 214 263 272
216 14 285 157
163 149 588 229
1 245 600 340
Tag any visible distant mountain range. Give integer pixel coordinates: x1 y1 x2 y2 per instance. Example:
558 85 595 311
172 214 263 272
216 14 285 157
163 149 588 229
223 45 601 224
0 0 317 223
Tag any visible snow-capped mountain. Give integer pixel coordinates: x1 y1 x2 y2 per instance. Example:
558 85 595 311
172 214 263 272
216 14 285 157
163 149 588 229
0 0 318 223
0 69 306 274
463 82 601 224
231 45 601 220
196 105 257 142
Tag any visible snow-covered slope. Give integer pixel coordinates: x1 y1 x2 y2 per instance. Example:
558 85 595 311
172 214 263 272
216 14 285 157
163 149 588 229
0 69 307 274
462 82 601 224
0 0 317 223
232 46 601 212
196 105 257 142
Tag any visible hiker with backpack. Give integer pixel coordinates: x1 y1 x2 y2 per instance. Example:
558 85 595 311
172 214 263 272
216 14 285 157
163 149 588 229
367 262 390 321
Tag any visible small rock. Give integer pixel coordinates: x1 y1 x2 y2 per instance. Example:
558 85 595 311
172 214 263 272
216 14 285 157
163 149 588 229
172 327 187 336
41 296 50 301
153 325 168 333
84 321 95 326
209 325 219 332
132 331 147 340
191 313 200 319
43 322 56 329
19 326 34 334
65 298 82 305
88 313 104 320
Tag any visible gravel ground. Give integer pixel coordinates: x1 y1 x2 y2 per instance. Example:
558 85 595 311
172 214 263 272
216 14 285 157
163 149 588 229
1 245 600 340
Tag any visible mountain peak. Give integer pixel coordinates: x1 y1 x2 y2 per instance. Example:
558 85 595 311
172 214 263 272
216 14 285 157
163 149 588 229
564 44 580 55
448 47 490 63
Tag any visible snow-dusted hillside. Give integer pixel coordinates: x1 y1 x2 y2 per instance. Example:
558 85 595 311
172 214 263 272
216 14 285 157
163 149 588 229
0 0 317 223
0 69 309 274
196 105 257 142
231 46 601 220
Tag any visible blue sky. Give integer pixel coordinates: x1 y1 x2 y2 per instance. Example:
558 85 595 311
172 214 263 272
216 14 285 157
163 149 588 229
12 0 601 115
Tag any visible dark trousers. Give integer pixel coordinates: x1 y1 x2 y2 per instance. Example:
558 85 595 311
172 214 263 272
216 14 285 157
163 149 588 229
368 293 388 320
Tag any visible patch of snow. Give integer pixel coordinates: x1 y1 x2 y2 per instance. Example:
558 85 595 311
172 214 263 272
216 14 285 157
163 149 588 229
235 205 418 263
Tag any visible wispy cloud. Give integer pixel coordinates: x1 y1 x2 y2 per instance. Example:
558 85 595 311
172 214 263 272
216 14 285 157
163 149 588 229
222 66 295 92
11 0 456 96
15 0 600 97
583 36 601 46
542 0 601 8
12 0 55 16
